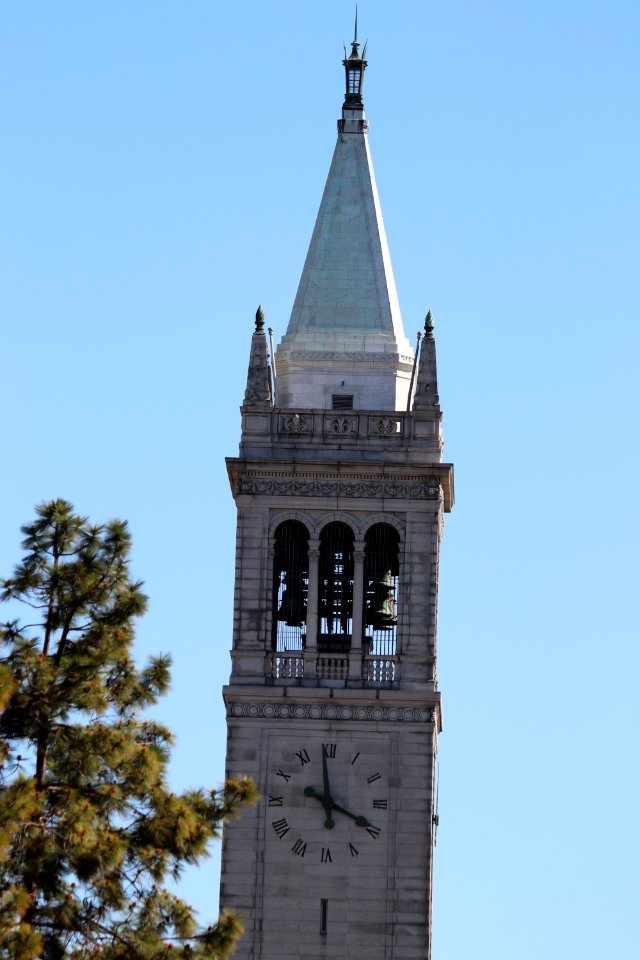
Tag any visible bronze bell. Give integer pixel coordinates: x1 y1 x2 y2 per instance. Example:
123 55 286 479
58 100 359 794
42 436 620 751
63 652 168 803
277 576 305 627
366 571 397 630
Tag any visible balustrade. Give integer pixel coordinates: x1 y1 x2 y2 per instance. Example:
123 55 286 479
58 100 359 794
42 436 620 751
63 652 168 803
270 652 398 687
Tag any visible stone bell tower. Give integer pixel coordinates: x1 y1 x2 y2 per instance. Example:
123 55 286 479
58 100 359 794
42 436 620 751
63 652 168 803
219 22 454 960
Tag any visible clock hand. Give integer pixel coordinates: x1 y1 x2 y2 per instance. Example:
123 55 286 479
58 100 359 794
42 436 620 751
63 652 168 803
322 750 332 801
303 788 370 830
304 786 335 830
328 801 371 829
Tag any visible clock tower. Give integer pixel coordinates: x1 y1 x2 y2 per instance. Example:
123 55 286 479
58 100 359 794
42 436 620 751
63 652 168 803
219 25 454 960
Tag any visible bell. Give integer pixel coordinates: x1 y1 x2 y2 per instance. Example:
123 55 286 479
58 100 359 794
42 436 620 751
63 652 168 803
366 571 397 630
277 577 305 626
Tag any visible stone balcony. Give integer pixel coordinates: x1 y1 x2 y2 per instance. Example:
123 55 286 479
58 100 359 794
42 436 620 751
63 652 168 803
238 405 445 468
270 651 398 688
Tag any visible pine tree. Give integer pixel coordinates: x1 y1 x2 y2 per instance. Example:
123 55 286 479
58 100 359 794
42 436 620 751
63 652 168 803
0 499 256 959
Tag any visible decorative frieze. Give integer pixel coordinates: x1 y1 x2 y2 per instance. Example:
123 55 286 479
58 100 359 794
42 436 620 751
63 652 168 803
278 351 414 364
227 700 436 724
369 416 403 437
278 413 312 434
324 415 358 436
235 476 441 500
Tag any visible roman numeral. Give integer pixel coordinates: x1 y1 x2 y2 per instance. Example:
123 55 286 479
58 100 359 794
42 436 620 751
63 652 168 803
267 795 283 807
322 743 336 758
321 847 332 863
350 752 360 765
367 772 382 784
372 799 387 809
348 842 359 858
366 824 381 839
291 838 307 857
295 748 310 766
272 818 290 839
275 769 291 782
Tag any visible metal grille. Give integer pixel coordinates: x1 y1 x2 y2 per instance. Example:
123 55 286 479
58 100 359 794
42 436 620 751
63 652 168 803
363 524 399 657
272 521 309 652
318 522 354 653
331 394 354 410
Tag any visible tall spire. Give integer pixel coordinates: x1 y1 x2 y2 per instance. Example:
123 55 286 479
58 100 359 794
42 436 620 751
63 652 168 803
275 22 413 411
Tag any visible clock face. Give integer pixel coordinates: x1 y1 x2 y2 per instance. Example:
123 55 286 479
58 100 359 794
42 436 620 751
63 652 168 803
264 734 391 866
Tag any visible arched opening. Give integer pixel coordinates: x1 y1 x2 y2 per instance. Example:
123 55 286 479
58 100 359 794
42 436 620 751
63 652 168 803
272 521 309 652
318 522 354 653
363 524 399 656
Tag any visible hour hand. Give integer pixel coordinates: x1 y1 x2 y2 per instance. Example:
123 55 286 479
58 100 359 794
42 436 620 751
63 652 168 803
330 801 371 829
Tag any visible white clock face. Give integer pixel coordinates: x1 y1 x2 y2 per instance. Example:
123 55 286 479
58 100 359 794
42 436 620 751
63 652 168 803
264 735 391 866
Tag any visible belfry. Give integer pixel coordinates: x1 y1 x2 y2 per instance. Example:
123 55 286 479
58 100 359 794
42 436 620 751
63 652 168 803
220 22 454 960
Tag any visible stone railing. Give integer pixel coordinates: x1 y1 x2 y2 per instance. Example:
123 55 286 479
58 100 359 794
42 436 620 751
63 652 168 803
363 655 397 686
270 652 397 687
317 655 349 681
271 653 304 680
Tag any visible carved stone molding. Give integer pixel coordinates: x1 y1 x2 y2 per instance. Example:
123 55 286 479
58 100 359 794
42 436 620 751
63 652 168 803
227 701 436 724
279 413 312 435
279 351 411 363
324 415 358 436
369 416 402 437
235 477 441 500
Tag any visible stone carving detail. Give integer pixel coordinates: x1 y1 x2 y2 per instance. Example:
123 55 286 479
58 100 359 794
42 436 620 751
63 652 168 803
370 416 400 437
227 701 436 724
281 351 398 362
235 477 441 500
279 413 311 434
325 415 358 436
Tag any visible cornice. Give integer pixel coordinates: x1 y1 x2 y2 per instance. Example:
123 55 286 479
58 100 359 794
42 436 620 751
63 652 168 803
226 458 454 511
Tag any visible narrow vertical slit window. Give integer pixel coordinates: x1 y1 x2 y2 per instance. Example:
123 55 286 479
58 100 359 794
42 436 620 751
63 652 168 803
320 899 328 936
318 522 354 653
363 524 399 656
272 521 309 652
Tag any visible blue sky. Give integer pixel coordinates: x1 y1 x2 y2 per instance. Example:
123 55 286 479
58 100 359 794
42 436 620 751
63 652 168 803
1 2 639 957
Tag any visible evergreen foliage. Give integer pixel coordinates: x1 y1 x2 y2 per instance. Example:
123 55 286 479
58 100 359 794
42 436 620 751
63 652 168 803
0 500 256 959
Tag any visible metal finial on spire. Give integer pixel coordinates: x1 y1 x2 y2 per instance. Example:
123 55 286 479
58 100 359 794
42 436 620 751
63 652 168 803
424 310 434 338
255 305 265 333
342 9 367 108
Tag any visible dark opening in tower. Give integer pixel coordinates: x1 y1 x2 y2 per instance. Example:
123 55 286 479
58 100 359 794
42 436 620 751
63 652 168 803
363 524 399 657
318 522 354 653
272 520 309 652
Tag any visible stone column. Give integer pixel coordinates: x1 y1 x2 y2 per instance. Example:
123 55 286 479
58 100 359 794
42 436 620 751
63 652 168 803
349 541 366 682
303 539 320 681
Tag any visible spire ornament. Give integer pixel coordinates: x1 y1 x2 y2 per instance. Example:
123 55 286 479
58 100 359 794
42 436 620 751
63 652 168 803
342 9 368 110
243 305 273 410
424 309 435 339
413 310 441 413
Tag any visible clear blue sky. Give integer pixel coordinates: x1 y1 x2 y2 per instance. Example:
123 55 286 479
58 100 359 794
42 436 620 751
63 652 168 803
2 2 639 957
